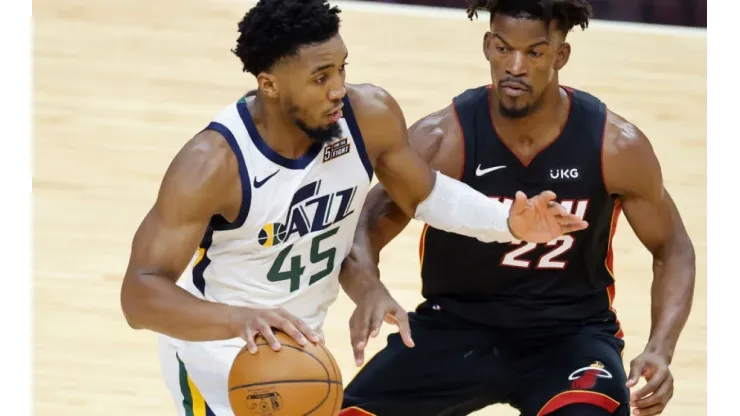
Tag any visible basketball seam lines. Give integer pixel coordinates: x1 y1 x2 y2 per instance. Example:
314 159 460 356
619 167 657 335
229 378 344 391
323 342 342 414
231 342 334 415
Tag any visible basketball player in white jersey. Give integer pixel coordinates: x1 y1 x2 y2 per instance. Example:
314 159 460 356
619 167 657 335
119 1 588 414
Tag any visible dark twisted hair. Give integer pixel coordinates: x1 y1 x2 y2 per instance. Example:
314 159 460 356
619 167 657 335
231 0 342 76
466 0 593 36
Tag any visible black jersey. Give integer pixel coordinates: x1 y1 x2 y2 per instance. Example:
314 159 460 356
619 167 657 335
419 85 623 334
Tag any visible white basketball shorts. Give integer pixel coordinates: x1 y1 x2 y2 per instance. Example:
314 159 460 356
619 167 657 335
158 333 245 416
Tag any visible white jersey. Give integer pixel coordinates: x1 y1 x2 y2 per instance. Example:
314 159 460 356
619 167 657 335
177 93 373 333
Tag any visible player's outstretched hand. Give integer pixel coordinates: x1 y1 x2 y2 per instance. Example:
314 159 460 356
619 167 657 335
234 307 323 354
626 351 674 415
349 283 414 367
508 190 589 243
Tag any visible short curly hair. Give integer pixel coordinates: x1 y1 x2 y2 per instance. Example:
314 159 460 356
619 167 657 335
466 0 593 36
232 0 342 76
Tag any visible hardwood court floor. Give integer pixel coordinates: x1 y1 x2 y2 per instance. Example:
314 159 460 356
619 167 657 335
32 0 706 414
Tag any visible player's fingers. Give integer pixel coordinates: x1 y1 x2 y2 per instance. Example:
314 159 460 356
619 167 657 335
632 402 666 416
391 311 415 348
353 343 366 367
560 221 589 233
279 309 321 344
626 358 645 388
538 191 558 208
632 368 668 400
510 191 528 213
243 327 259 354
546 202 570 216
349 310 371 357
272 317 308 347
256 321 281 351
369 308 385 339
634 376 672 409
348 312 371 367
539 190 557 201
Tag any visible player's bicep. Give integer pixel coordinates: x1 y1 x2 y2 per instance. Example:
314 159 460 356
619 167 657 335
127 201 210 282
373 108 464 219
618 188 676 256
368 109 461 231
374 138 436 215
125 133 235 282
604 114 685 255
358 98 432 218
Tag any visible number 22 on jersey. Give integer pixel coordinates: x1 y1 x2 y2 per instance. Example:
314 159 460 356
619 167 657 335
501 199 589 270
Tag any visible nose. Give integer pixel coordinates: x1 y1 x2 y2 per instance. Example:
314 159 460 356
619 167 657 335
505 51 528 78
328 79 346 101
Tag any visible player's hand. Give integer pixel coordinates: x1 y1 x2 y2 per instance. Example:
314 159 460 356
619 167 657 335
234 307 322 354
507 190 589 243
349 283 414 367
626 351 674 415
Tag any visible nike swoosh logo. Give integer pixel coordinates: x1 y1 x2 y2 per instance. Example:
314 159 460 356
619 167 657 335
476 165 506 176
253 170 279 188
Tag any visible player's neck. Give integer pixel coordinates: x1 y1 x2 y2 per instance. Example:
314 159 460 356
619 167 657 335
248 95 316 159
491 85 569 149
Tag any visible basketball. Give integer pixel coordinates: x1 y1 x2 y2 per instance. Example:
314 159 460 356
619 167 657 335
228 331 343 416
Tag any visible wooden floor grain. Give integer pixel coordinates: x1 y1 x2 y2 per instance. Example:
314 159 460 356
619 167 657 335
33 0 706 414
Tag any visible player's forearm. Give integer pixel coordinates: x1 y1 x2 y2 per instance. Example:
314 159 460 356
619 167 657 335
644 239 696 364
121 272 242 342
414 170 515 243
339 251 392 306
357 185 414 265
339 188 409 304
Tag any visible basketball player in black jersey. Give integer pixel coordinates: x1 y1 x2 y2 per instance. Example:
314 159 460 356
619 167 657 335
337 1 696 416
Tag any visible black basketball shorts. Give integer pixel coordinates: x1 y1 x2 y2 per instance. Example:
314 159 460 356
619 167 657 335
339 304 630 416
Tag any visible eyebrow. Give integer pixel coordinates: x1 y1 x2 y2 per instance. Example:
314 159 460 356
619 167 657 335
493 33 550 49
310 52 349 74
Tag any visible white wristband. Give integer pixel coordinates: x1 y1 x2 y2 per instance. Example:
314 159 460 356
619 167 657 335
413 171 515 243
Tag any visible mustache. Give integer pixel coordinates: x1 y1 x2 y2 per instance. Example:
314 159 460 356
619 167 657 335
498 77 532 91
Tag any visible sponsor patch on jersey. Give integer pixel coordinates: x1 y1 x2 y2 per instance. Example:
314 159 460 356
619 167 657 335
323 138 351 163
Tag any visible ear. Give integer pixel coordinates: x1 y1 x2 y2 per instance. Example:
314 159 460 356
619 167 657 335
256 72 279 99
554 42 571 71
483 31 492 62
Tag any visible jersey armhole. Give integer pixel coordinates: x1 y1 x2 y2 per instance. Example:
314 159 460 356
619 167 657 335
450 102 467 181
597 104 614 198
341 95 374 182
203 121 253 231
452 86 488 183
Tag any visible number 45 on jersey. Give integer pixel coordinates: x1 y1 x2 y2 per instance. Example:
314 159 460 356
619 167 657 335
501 199 589 270
267 228 339 293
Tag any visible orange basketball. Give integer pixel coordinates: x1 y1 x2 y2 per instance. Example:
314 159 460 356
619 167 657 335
228 331 343 416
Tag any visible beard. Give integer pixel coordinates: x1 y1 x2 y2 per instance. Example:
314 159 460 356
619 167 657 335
498 93 546 120
286 100 342 144
499 102 532 119
294 118 342 144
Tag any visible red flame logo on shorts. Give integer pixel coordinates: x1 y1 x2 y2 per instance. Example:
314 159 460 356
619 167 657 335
568 361 613 390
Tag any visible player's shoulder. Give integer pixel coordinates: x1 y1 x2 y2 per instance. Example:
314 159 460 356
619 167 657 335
603 109 653 158
162 129 240 196
343 83 407 156
601 109 665 196
345 83 403 121
408 103 459 148
560 85 649 157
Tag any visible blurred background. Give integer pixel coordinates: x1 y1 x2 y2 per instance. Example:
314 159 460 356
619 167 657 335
361 0 708 27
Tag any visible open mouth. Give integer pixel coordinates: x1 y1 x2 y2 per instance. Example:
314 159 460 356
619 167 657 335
326 106 344 122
